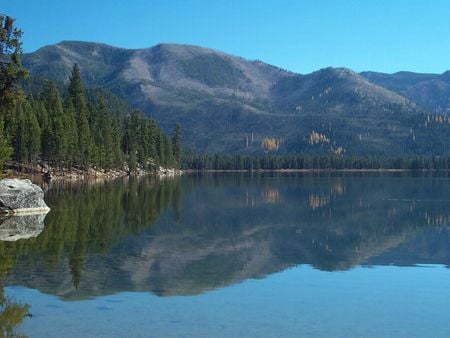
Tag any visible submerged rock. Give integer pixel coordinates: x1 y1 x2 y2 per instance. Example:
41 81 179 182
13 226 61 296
0 213 46 241
0 179 50 214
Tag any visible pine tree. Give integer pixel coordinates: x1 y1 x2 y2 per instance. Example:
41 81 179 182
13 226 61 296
102 114 115 170
0 15 27 170
68 64 90 168
172 124 182 167
0 119 12 172
111 119 123 168
137 120 148 168
13 101 27 163
164 136 174 168
64 101 78 169
156 131 165 167
147 119 157 162
41 81 67 167
0 15 28 114
88 102 102 167
26 99 41 166
13 98 41 167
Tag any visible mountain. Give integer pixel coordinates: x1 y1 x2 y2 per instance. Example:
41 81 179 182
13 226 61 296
361 71 450 115
23 41 288 106
23 41 450 155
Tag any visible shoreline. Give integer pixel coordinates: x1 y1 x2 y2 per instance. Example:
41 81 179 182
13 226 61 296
182 168 448 173
2 162 182 182
4 165 448 182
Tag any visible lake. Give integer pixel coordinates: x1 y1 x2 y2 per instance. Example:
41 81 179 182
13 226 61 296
1 172 450 337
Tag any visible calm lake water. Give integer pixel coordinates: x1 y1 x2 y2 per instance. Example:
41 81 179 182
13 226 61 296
1 173 450 337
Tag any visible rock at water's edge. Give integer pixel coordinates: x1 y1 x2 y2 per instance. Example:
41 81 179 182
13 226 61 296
0 179 50 214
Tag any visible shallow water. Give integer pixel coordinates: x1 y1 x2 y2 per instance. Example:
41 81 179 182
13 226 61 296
1 173 450 337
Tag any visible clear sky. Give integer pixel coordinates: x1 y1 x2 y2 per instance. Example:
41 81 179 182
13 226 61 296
2 0 449 74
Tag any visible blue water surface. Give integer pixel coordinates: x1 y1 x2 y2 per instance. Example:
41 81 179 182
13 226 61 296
1 173 450 337
9 264 450 338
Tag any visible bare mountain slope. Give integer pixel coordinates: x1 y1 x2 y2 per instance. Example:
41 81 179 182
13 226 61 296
23 41 450 155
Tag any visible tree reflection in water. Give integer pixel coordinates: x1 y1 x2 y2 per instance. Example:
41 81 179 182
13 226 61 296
1 173 450 300
0 262 30 338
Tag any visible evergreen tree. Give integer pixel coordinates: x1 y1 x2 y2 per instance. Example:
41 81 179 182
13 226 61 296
64 101 78 169
156 130 165 167
172 123 182 167
146 119 157 162
88 101 102 167
12 98 41 166
26 99 41 166
12 101 27 163
102 112 115 170
164 136 174 168
137 120 149 168
41 81 67 166
111 118 123 169
123 112 137 171
0 14 27 170
0 119 12 172
68 64 90 168
0 14 28 115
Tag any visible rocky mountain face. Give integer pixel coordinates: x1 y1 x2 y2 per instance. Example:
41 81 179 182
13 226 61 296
23 41 450 155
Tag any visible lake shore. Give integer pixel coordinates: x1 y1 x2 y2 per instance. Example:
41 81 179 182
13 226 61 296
2 161 182 182
183 168 416 173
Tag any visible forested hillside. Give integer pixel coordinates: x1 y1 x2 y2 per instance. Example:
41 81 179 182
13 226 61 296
0 16 181 174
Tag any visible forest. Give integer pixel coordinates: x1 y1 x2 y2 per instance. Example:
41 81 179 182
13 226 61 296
0 15 182 175
182 153 450 171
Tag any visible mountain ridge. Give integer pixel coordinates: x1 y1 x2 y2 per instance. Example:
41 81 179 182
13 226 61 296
22 41 450 155
361 70 450 114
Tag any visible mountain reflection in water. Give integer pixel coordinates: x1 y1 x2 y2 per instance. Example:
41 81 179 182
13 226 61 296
1 173 449 300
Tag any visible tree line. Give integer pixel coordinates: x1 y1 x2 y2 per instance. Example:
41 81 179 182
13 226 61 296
3 64 182 172
182 154 450 171
0 15 182 173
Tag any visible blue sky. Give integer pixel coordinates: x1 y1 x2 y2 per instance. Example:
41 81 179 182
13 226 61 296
3 0 449 74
